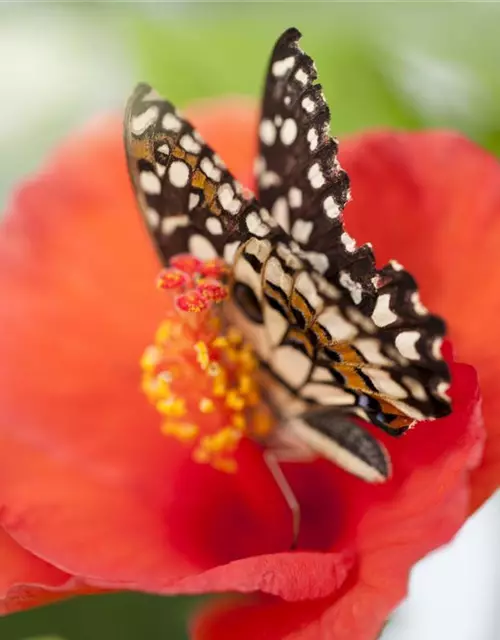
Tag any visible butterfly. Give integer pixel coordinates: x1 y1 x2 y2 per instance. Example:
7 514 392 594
124 27 451 485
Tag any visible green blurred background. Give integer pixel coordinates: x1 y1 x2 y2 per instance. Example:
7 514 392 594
1 2 499 639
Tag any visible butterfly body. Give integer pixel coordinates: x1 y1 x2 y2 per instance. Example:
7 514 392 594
125 28 451 483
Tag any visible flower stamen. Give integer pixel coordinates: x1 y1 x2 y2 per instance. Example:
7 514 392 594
140 254 274 472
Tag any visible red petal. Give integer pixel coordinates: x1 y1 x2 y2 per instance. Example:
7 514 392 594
0 100 486 626
341 132 500 510
0 527 75 614
192 596 330 640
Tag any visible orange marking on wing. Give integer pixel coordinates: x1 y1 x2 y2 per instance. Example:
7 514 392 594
131 138 154 163
291 291 315 327
286 327 315 359
192 169 206 190
173 147 186 160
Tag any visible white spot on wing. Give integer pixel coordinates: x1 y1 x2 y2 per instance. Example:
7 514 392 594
323 195 340 219
372 294 397 327
206 217 223 235
280 118 298 145
180 134 201 154
307 128 318 151
218 183 234 208
146 208 160 228
411 291 428 315
200 157 222 182
316 306 358 341
264 306 289 347
270 346 312 388
131 106 159 135
218 183 241 215
395 331 421 360
224 240 240 264
364 367 408 399
272 55 295 77
254 155 265 177
155 163 166 178
162 112 182 132
354 338 391 366
295 68 309 84
339 271 363 305
432 337 443 360
436 380 451 401
189 193 200 211
402 376 427 402
300 383 355 406
157 143 170 156
295 272 323 315
272 197 290 232
168 161 190 188
140 170 161 195
288 187 302 208
291 219 314 244
246 212 270 237
302 96 316 113
340 232 356 252
260 171 281 189
188 234 218 260
303 251 329 274
308 163 325 189
161 214 189 236
259 119 277 146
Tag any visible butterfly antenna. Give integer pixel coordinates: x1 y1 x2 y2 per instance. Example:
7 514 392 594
263 449 300 550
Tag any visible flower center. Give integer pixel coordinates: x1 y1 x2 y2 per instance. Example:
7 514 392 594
140 254 274 473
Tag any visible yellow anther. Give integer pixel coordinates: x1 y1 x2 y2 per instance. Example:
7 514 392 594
212 373 227 397
194 341 210 370
157 396 186 418
238 348 258 373
227 326 243 346
251 407 274 439
141 374 158 402
161 421 199 441
200 427 241 454
199 397 215 413
141 373 171 403
211 336 229 349
207 361 221 377
213 457 237 474
245 390 261 407
231 413 246 431
225 390 245 411
140 345 162 373
238 374 254 396
155 320 173 345
225 347 238 364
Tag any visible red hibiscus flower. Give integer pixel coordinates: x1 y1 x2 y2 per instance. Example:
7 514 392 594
0 99 490 640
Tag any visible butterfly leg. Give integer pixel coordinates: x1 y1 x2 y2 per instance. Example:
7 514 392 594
263 434 316 550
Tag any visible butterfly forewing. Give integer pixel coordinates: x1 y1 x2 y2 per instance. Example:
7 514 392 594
256 28 376 297
125 83 258 264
